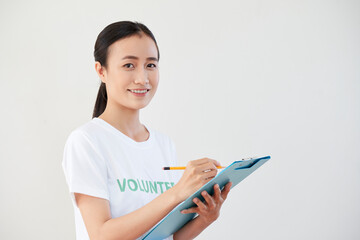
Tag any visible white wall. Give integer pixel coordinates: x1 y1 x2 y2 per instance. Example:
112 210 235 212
0 0 359 239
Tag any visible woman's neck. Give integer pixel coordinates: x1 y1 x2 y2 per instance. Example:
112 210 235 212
98 103 149 142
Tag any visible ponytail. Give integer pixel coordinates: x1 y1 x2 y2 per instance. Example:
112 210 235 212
92 82 107 118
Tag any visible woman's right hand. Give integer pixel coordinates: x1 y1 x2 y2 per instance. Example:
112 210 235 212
173 158 221 202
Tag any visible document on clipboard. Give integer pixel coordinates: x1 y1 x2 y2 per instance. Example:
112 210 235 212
142 155 271 240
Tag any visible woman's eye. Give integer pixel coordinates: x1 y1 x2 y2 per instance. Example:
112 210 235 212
147 63 157 68
124 63 134 68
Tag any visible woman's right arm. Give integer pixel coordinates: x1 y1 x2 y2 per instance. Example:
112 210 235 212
75 158 220 240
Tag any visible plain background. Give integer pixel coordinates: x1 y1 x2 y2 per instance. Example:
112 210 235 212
0 0 359 239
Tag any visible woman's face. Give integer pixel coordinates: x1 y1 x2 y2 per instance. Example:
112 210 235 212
97 33 159 111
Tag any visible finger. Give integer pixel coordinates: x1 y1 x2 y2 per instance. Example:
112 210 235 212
193 197 207 210
201 169 218 179
181 207 198 214
199 158 221 167
221 182 232 200
197 162 218 173
212 159 221 167
213 184 221 202
189 158 213 166
201 191 215 208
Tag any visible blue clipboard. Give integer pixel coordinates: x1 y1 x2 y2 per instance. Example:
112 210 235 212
142 155 271 240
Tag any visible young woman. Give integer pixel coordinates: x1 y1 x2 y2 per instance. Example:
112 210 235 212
62 21 232 240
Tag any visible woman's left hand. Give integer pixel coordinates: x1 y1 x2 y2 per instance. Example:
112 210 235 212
180 182 232 225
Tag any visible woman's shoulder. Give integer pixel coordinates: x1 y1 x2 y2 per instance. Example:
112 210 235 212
65 118 103 144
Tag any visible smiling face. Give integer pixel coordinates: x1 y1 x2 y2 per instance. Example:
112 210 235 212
96 33 159 111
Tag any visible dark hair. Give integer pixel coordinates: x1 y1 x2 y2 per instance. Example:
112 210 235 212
92 21 160 118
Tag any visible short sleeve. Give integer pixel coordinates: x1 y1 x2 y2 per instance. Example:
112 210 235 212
62 130 109 206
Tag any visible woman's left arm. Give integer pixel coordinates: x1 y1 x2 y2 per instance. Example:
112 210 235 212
173 182 232 240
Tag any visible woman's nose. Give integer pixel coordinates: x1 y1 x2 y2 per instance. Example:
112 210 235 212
134 68 149 85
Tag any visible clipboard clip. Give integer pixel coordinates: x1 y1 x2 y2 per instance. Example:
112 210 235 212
241 156 259 161
235 157 261 170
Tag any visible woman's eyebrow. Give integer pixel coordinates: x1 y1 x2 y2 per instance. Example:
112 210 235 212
121 55 158 62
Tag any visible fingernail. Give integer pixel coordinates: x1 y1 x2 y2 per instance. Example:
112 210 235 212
202 191 207 196
194 198 199 203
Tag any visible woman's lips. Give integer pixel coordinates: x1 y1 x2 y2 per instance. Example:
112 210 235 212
127 89 150 97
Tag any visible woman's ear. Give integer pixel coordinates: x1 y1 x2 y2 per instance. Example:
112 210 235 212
95 61 107 83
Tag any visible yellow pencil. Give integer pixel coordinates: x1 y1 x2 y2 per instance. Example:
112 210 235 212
163 166 225 170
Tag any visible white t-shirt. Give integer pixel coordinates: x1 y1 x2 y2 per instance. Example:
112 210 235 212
62 117 181 240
